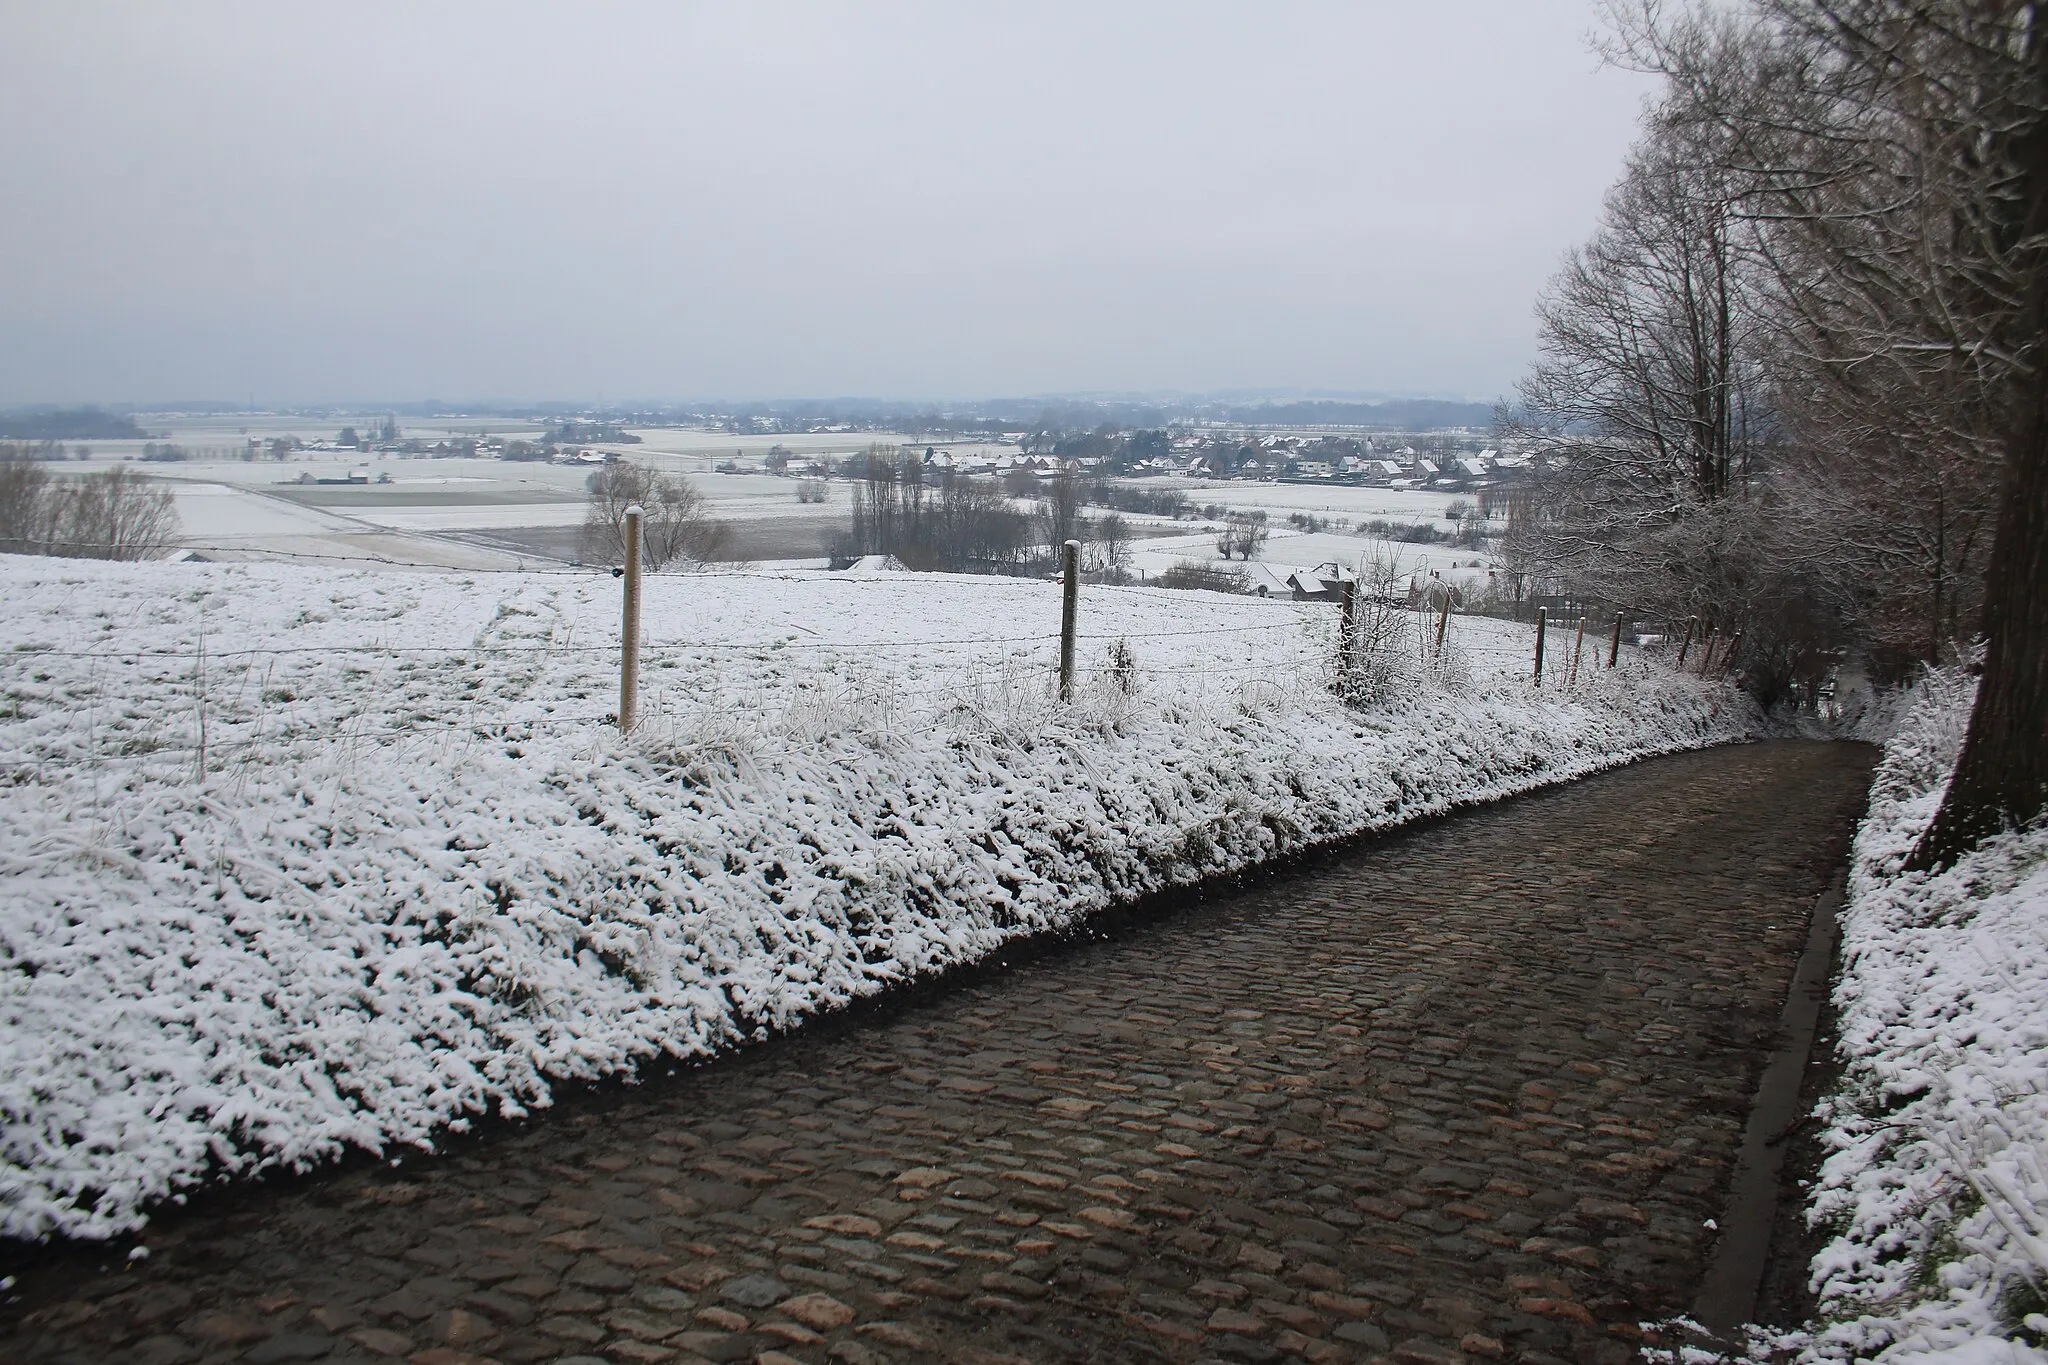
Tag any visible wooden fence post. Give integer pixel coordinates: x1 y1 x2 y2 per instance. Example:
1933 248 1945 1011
1721 631 1742 676
1435 594 1452 659
1676 616 1697 667
619 504 643 734
1533 606 1547 684
194 634 208 778
1568 615 1587 686
1697 626 1718 676
1339 580 1357 684
1608 612 1623 668
1059 539 1080 701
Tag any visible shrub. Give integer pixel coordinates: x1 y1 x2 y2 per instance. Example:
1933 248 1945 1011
1089 484 1191 518
1333 552 1417 706
0 451 178 559
1357 518 1450 545
1155 560 1249 594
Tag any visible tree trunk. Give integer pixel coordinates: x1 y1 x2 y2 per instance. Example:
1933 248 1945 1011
1931 479 1945 667
1912 15 2048 869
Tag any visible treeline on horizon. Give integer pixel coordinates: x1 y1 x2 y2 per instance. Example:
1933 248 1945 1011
534 395 1497 434
0 408 147 441
0 396 1496 436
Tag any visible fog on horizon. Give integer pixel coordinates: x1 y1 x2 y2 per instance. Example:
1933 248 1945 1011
0 2 1654 408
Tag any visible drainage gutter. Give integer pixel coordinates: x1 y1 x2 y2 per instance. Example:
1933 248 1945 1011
1695 871 1845 1333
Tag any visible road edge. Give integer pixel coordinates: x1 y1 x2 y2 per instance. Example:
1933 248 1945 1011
1695 868 1846 1333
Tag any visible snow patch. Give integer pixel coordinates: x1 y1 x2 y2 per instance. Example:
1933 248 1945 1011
0 555 1757 1240
1799 667 2048 1363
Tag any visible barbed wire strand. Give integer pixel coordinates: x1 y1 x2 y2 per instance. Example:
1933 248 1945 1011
7 538 597 574
1 616 1316 662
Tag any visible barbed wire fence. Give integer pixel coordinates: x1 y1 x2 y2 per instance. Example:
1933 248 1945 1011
2 625 1328 793
0 537 1702 783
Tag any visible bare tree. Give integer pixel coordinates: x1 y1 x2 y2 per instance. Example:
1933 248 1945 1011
836 447 1032 572
1091 512 1135 582
1040 464 1085 557
1609 1 2010 674
1509 112 1772 632
1599 0 2048 860
1215 510 1269 560
0 452 177 559
0 449 56 555
1893 0 2048 864
582 461 734 569
57 465 180 559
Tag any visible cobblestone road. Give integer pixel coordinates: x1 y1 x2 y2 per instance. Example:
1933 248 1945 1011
2 740 1875 1365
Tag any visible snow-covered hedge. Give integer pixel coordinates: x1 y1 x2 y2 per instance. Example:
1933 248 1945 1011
0 557 1757 1241
1802 667 2048 1365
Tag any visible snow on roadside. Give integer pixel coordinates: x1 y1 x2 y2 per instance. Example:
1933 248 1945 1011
1800 667 2048 1364
0 555 1755 1241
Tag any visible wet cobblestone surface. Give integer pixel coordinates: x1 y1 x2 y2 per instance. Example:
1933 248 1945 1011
1 740 1875 1365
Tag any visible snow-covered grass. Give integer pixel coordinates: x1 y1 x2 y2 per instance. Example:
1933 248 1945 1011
0 555 1756 1242
1799 668 2048 1365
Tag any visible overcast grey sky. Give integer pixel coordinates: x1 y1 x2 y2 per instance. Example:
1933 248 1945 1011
0 2 1654 407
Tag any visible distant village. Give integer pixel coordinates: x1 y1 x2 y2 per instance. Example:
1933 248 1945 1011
224 418 1533 496
765 429 1531 495
247 417 643 463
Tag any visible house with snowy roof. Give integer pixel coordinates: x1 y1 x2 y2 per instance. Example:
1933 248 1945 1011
1243 563 1298 598
1280 561 1357 601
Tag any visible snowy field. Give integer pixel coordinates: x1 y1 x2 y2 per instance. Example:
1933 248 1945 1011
46 411 909 571
77 456 857 570
62 416 909 467
139 458 833 531
0 555 1754 1242
1127 525 1496 590
39 421 1494 582
1789 671 2048 1365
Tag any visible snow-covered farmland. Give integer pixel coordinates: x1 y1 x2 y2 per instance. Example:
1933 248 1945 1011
1126 525 1496 590
0 555 1756 1241
1796 670 2048 1365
